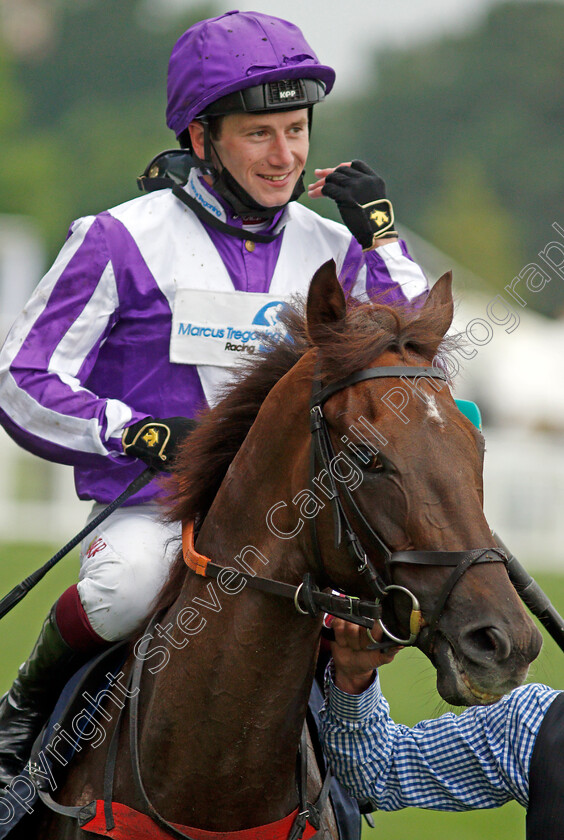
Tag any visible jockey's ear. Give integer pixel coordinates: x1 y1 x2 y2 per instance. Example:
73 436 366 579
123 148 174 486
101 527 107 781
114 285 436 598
306 259 346 344
419 270 454 340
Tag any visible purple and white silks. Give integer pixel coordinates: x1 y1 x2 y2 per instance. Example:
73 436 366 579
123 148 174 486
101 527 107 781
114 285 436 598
0 172 428 505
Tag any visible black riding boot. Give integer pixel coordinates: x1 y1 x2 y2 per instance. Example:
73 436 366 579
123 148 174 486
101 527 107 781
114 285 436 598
0 604 85 788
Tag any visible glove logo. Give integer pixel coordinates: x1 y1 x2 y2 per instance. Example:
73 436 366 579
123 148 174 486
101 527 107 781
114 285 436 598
142 427 160 448
370 209 390 227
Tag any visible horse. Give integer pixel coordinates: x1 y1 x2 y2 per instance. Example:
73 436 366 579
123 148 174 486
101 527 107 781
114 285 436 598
26 260 541 839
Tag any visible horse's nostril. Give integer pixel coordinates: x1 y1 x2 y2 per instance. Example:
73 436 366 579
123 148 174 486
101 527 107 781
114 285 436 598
462 625 512 663
484 627 512 661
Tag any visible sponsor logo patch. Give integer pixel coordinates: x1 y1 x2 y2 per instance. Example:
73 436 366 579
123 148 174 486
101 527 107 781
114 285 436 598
85 537 107 559
171 290 290 368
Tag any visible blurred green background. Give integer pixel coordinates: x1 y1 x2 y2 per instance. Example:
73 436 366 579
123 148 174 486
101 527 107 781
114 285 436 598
1 0 564 313
1 543 563 839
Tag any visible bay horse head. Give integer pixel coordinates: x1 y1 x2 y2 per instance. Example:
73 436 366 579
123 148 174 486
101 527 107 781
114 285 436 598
300 260 541 704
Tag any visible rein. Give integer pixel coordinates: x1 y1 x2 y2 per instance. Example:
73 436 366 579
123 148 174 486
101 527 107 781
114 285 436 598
182 523 382 629
183 363 507 650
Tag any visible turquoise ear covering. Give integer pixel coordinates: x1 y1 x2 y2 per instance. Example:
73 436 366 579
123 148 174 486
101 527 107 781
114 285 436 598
454 399 482 430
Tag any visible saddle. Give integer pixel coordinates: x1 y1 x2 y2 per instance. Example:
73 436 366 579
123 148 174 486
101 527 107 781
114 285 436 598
0 642 129 838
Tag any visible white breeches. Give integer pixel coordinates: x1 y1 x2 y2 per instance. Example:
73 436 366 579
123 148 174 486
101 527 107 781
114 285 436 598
78 504 181 642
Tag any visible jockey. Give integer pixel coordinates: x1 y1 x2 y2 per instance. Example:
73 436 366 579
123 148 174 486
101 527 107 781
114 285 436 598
0 7 428 813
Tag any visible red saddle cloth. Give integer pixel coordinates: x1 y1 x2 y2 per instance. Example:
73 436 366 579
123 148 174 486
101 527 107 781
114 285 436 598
81 801 319 840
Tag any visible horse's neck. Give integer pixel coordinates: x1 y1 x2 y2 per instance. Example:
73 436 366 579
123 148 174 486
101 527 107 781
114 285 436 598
138 548 321 828
138 380 321 829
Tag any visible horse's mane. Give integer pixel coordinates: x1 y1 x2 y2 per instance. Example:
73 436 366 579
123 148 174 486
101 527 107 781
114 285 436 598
157 290 451 606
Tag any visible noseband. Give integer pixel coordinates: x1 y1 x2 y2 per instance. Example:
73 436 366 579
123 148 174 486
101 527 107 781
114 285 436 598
309 364 506 648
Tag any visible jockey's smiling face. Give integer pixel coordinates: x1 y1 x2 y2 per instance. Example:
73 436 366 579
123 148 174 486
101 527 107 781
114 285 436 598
190 109 310 208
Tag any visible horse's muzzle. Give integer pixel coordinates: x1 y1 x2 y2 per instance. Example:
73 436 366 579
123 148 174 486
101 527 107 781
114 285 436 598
428 620 543 706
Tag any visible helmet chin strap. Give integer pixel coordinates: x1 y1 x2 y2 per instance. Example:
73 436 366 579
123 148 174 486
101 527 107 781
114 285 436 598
212 164 305 219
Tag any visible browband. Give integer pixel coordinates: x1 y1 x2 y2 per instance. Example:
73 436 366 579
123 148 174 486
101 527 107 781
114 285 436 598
315 366 447 406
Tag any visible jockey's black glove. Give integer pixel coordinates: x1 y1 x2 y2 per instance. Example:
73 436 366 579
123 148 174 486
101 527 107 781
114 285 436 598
122 417 197 471
322 160 397 250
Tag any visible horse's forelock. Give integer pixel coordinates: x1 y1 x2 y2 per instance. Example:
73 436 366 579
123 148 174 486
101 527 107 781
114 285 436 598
311 293 451 383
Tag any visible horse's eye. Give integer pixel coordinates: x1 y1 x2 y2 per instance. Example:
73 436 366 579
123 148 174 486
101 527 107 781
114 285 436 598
352 445 385 472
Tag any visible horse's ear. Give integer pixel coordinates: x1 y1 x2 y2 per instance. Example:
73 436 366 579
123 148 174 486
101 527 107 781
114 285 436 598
306 260 346 344
419 271 454 339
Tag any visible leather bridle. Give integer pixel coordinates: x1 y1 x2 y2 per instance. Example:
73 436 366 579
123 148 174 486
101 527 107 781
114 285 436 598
308 364 506 648
182 363 506 651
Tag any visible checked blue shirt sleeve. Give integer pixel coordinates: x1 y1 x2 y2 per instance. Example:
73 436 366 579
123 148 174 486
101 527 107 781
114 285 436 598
318 667 560 812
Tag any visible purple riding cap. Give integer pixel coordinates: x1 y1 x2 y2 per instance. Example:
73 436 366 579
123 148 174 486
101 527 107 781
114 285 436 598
166 9 336 137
